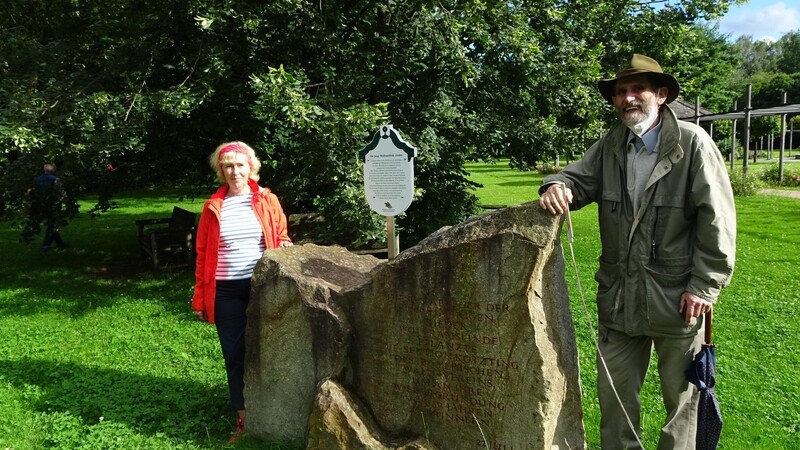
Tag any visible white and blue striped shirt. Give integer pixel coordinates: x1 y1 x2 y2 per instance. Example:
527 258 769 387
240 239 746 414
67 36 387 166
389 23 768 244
216 194 266 280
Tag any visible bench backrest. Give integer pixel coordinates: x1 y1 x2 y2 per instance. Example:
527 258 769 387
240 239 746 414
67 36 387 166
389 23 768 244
169 207 197 232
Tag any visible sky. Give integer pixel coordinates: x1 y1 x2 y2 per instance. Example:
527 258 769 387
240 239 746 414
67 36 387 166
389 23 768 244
715 0 800 42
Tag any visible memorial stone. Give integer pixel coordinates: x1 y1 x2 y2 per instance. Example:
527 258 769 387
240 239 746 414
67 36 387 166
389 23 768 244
345 203 584 449
246 203 585 449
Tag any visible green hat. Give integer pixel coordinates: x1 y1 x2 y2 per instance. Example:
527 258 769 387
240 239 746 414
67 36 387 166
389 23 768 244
597 54 680 104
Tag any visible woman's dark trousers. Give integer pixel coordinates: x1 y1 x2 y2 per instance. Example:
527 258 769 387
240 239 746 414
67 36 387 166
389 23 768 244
215 279 251 412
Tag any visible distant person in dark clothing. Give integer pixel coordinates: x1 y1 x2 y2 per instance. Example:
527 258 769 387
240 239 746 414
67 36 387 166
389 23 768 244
31 163 68 252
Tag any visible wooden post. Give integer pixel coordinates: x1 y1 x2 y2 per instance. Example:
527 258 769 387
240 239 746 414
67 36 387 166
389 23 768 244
387 216 399 259
768 132 773 160
694 96 701 126
780 92 787 183
731 101 737 171
743 85 752 176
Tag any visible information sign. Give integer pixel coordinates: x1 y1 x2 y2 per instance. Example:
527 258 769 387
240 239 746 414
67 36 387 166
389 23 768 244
359 125 417 217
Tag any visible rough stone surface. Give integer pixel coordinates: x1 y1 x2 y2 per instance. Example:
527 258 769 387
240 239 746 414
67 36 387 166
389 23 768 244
246 203 585 449
306 379 438 450
246 244 382 443
345 203 584 449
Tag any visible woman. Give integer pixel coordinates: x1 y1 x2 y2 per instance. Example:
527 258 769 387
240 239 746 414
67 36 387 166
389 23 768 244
191 141 292 443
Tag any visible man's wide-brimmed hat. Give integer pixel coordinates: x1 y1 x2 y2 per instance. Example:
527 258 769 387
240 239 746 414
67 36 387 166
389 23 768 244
597 54 680 104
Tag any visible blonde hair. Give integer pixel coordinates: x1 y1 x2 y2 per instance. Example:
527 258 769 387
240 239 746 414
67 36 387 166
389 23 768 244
209 141 261 184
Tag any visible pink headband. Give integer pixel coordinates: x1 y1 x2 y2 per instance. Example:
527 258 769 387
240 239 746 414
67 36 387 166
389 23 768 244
218 143 252 166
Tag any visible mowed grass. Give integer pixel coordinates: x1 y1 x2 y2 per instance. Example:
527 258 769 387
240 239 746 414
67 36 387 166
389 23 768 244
0 190 294 450
1 162 798 449
467 159 800 449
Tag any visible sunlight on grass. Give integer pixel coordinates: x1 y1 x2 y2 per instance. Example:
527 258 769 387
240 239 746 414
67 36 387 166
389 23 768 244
465 159 800 449
2 167 799 449
466 160 545 206
0 190 294 450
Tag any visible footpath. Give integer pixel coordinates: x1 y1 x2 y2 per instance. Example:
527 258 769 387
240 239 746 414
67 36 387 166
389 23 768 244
760 189 800 199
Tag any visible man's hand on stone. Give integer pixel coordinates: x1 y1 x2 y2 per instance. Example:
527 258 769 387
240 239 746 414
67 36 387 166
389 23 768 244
539 183 573 215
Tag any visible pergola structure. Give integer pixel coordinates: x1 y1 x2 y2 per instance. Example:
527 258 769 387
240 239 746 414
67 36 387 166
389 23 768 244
672 87 800 179
689 104 800 122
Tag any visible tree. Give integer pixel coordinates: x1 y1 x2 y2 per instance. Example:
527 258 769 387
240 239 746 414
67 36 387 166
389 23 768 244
588 3 739 112
777 31 800 75
732 35 780 77
1 0 741 247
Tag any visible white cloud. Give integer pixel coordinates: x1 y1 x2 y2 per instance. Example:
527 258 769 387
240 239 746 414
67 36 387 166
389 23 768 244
718 2 800 41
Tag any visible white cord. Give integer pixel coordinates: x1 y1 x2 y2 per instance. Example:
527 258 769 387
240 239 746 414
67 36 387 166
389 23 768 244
562 186 646 449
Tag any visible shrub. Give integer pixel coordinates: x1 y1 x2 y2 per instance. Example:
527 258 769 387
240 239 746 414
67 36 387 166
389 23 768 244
728 169 762 196
759 164 800 187
536 163 562 175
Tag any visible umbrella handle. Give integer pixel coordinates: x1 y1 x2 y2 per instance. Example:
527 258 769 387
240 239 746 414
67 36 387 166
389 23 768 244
705 310 713 344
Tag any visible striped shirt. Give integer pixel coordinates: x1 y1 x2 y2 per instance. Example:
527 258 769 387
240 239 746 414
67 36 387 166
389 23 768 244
216 194 266 280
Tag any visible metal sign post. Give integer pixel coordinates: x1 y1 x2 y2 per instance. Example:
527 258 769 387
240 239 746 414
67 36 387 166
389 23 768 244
359 125 417 259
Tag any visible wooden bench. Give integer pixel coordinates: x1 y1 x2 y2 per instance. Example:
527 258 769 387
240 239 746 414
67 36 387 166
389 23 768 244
136 207 197 273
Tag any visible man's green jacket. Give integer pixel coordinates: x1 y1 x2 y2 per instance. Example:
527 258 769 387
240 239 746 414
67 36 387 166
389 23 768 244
542 105 736 337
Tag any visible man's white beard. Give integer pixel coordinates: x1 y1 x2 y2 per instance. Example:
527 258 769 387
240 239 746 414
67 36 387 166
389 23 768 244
626 106 659 137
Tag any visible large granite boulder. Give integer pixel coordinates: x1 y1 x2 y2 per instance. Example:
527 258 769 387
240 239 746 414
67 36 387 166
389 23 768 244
247 202 585 449
245 244 381 444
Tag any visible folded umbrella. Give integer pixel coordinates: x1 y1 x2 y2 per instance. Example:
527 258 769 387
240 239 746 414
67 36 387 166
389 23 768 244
685 311 722 450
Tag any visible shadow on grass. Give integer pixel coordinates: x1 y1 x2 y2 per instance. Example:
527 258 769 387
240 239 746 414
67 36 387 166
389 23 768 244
0 357 231 443
0 208 201 320
498 180 540 187
464 166 514 173
0 262 196 320
0 358 303 449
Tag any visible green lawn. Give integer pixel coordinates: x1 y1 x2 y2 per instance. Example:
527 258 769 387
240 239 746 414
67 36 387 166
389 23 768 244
1 162 799 449
467 159 800 449
0 192 288 450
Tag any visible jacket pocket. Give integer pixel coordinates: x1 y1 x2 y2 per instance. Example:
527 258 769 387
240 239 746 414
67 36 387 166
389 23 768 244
599 190 623 263
595 257 621 326
642 263 691 331
650 194 692 262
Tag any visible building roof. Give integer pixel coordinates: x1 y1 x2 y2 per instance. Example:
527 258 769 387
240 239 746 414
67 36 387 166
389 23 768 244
671 98 714 120
693 104 800 122
672 97 800 122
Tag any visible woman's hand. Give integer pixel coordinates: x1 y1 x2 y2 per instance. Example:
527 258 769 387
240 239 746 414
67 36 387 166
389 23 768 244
193 309 208 322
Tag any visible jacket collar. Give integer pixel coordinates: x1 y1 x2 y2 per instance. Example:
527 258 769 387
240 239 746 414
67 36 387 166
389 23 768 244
210 178 263 200
656 105 681 160
609 104 682 166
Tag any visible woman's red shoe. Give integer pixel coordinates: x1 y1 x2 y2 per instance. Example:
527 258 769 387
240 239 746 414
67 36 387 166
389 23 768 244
228 416 245 444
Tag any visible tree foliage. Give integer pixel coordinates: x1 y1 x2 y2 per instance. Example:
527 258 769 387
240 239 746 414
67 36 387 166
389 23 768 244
776 31 800 75
732 32 800 105
1 0 743 247
727 31 800 149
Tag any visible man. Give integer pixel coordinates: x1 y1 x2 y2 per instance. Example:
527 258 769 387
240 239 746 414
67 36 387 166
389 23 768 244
32 163 69 252
538 54 736 449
